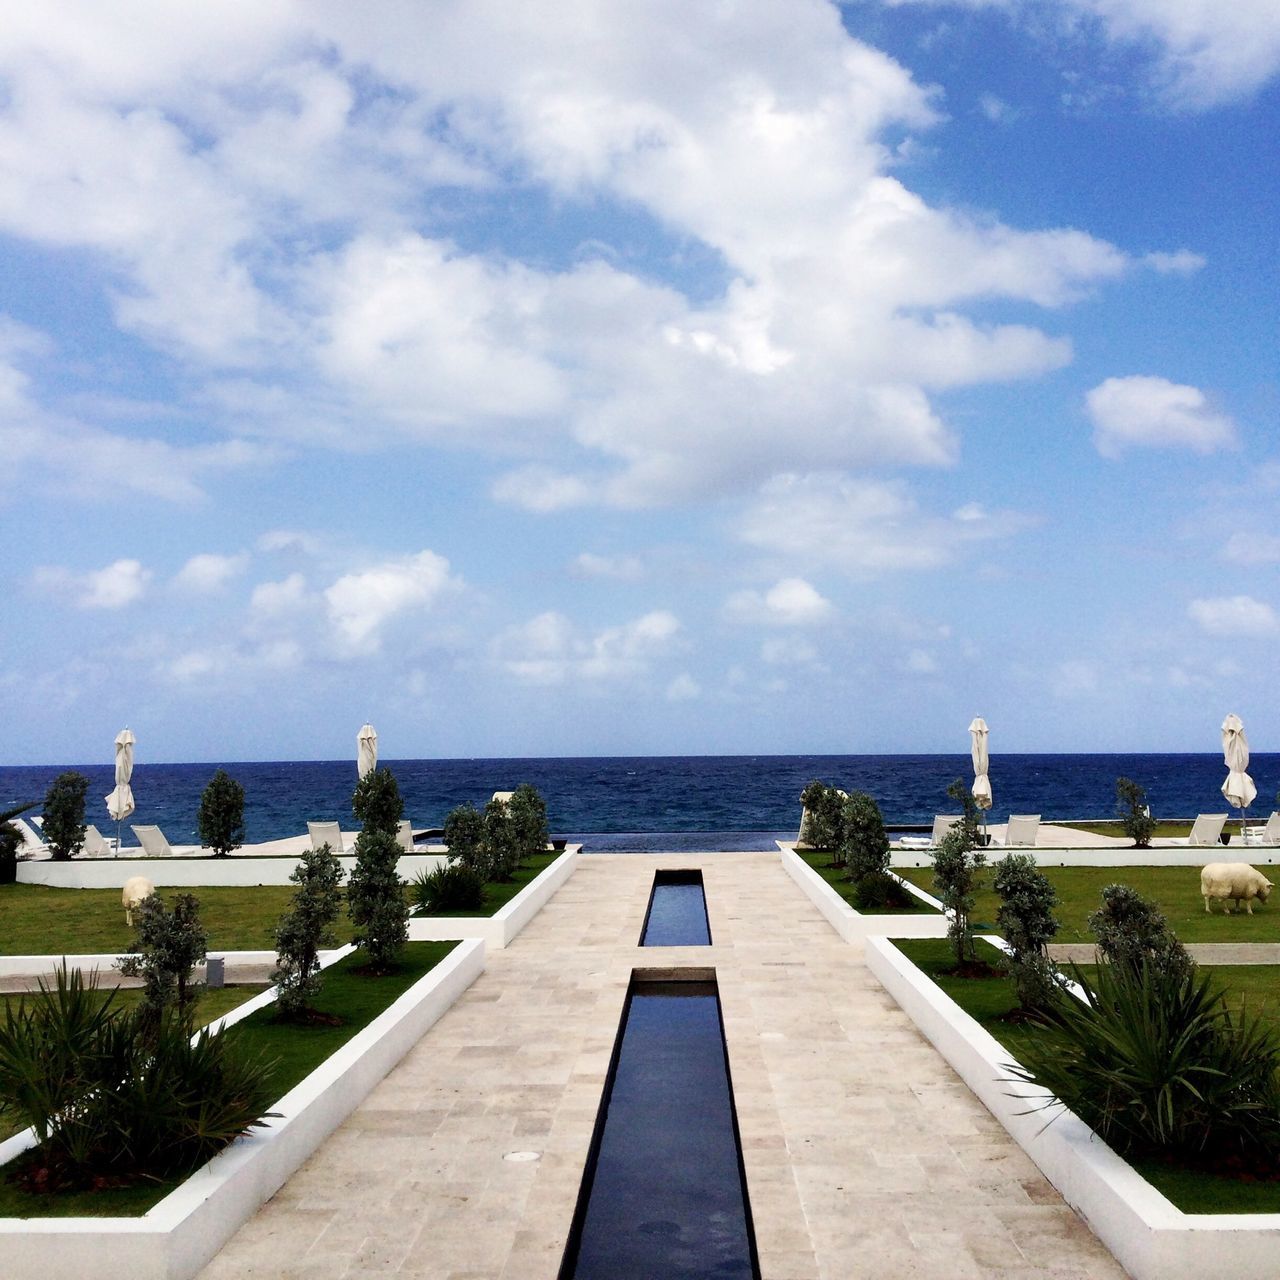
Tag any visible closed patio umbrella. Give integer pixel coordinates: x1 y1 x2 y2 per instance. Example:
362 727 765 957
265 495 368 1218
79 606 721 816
1221 713 1257 841
357 723 378 779
105 727 136 852
970 717 991 842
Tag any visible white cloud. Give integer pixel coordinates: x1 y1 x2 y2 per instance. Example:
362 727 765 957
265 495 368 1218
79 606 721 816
1143 249 1205 274
571 552 645 581
258 530 322 555
903 648 939 675
1223 533 1280 566
173 552 248 593
323 551 456 653
494 608 681 685
761 636 820 666
1188 595 1280 637
726 577 834 626
1086 375 1237 458
34 557 151 609
666 673 701 701
249 572 310 620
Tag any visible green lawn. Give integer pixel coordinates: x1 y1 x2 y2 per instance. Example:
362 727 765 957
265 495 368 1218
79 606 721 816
898 865 1280 944
894 938 1280 1213
0 942 456 1218
1061 819 1251 841
797 851 937 914
421 850 561 917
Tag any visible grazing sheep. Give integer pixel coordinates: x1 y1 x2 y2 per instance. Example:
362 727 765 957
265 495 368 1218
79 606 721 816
122 875 156 927
1200 863 1273 915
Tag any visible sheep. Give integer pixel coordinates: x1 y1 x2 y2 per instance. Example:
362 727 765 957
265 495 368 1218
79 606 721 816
122 875 156 927
1200 862 1273 915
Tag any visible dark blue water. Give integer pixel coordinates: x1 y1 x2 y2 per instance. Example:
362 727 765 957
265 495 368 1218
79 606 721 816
641 873 712 946
562 982 757 1280
1 754 1271 851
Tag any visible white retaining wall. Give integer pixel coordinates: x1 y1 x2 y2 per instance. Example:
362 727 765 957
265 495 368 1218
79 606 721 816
866 935 1280 1280
780 847 948 941
888 845 1280 868
0 938 485 1280
408 846 580 949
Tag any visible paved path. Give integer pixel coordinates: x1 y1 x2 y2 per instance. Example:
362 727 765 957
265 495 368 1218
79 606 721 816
199 853 1124 1280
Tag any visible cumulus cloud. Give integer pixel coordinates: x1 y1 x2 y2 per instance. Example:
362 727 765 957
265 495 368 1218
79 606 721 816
323 551 456 653
34 558 151 609
1087 375 1237 458
494 608 681 684
726 578 834 626
1188 595 1280 637
249 573 310 620
173 552 248 593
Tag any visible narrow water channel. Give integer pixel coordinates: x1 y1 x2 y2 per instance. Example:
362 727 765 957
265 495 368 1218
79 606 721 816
640 870 711 946
559 975 759 1280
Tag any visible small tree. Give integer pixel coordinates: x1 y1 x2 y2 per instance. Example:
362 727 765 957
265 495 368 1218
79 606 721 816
347 829 408 970
799 780 845 857
117 892 208 1035
198 769 245 857
352 767 403 839
482 797 520 881
1115 777 1156 848
43 772 89 861
272 845 345 1019
508 784 550 864
931 779 987 968
994 853 1060 1010
0 802 37 885
1089 883 1194 985
443 804 485 872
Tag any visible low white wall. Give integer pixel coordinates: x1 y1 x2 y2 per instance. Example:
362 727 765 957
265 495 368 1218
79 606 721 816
866 935 1280 1280
0 938 485 1280
408 845 580 949
0 949 347 981
888 845 1280 868
17 852 449 888
780 847 948 941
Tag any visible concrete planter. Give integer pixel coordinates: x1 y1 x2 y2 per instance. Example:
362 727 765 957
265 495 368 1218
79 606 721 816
781 846 948 941
0 938 485 1280
408 845 580 949
866 935 1280 1280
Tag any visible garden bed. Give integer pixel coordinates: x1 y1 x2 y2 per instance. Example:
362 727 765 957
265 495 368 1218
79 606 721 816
868 935 1280 1280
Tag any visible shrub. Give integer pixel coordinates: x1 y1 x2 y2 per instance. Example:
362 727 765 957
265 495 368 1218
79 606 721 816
443 803 485 872
198 768 245 856
347 829 408 970
508 783 550 863
994 853 1060 1011
117 892 208 1035
1089 883 1194 985
931 779 987 968
414 861 486 914
1116 777 1156 848
799 780 845 856
42 771 89 861
0 964 276 1191
481 797 520 881
0 802 37 884
1012 959 1280 1167
272 844 345 1020
842 791 891 883
352 766 404 839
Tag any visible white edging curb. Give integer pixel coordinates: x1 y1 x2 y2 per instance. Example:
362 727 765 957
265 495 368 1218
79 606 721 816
887 846 1280 868
0 938 485 1280
865 935 1280 1280
408 845 580 949
781 847 948 940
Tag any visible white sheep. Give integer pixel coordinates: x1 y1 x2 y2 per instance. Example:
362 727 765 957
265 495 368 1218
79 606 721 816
122 875 156 927
1200 862 1273 915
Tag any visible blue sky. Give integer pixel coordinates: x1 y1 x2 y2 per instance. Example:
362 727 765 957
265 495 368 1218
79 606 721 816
2 0 1277 764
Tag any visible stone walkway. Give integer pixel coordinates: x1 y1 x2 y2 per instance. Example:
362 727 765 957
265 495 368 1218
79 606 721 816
199 853 1125 1280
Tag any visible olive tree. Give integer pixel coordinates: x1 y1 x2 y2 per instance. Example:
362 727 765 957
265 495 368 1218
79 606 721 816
930 779 987 968
43 772 89 861
117 892 208 1035
994 853 1060 1010
272 845 345 1019
352 766 403 838
508 784 549 864
198 769 245 857
1115 777 1156 849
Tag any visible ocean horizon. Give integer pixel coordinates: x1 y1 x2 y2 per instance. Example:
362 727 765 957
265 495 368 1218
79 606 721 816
3 753 1272 852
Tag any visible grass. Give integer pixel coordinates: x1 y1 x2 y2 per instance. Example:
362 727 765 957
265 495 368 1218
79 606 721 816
0 941 455 1218
1060 819 1253 840
893 938 1280 1213
897 864 1280 944
422 850 561 917
797 851 937 914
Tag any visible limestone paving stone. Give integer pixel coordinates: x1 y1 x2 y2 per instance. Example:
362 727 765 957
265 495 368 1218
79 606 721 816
198 852 1125 1280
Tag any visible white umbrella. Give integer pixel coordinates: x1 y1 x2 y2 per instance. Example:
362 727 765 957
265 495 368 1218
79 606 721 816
105 727 136 851
969 716 992 807
357 723 378 779
1221 713 1257 839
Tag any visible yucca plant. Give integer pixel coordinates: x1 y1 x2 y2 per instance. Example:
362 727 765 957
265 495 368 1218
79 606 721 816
414 861 485 914
1011 959 1280 1163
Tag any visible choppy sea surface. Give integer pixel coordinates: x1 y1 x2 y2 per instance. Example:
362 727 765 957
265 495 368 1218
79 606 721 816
2 754 1273 852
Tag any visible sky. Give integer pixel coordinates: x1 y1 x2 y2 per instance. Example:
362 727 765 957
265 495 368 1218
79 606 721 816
1 0 1277 764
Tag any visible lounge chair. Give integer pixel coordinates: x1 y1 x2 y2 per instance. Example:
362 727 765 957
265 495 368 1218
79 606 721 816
396 820 415 852
1003 815 1041 847
307 821 344 854
12 818 45 855
1182 813 1228 847
898 815 960 850
82 825 112 857
1245 812 1280 846
131 825 174 857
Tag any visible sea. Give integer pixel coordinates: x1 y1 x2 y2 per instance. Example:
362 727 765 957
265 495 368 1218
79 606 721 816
2 754 1273 852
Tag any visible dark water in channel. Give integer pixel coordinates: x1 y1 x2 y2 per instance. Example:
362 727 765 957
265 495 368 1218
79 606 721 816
1 753 1271 852
640 874 712 946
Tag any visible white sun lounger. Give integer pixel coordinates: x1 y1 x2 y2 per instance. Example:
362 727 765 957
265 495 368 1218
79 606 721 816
12 818 45 855
1003 815 1041 847
396 820 415 852
82 824 112 857
1180 813 1229 847
307 821 344 854
131 825 174 857
898 815 960 850
1245 812 1280 846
